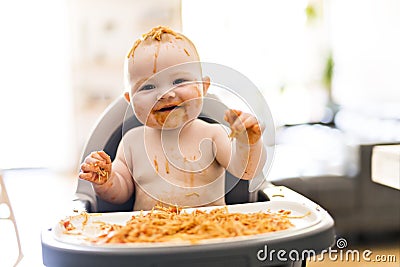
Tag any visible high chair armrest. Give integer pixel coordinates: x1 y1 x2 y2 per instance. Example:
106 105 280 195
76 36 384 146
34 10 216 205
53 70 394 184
72 199 92 213
72 193 96 213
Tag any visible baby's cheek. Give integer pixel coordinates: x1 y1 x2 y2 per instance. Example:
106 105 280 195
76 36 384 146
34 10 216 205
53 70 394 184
178 85 202 99
192 85 202 98
133 103 150 122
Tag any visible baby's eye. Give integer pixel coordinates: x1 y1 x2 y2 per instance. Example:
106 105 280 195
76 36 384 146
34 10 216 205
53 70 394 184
173 78 187 85
140 84 156 91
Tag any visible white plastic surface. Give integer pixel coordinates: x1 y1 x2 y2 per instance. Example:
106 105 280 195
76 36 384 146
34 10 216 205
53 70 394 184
53 200 321 248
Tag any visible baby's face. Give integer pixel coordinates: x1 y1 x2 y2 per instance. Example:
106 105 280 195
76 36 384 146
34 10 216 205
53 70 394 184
127 36 205 129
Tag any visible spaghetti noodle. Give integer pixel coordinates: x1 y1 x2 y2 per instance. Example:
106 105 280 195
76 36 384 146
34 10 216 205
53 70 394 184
62 206 294 244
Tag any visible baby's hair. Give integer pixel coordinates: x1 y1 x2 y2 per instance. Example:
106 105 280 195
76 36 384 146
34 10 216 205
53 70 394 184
126 26 199 60
124 26 201 93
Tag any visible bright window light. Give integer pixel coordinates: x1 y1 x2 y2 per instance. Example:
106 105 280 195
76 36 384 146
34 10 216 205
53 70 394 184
182 0 400 127
182 0 329 126
0 1 74 171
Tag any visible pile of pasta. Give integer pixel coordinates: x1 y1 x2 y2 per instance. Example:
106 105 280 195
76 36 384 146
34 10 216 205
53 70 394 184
86 206 293 244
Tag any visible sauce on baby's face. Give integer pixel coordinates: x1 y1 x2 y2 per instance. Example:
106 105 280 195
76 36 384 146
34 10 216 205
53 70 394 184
127 35 204 129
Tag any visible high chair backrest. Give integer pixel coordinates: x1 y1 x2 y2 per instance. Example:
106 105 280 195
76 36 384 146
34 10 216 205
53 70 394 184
75 95 251 212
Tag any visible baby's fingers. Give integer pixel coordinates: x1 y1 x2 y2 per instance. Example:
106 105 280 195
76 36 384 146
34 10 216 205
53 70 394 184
96 161 111 174
230 113 256 133
224 109 242 125
81 163 98 173
242 115 258 129
79 172 96 181
84 156 98 165
251 123 261 134
98 151 111 164
91 152 104 161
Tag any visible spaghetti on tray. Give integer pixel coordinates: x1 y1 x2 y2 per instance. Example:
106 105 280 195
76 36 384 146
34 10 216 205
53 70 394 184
60 205 294 244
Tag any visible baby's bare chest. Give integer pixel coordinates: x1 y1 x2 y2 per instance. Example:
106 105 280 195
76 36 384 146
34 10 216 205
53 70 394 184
131 130 223 187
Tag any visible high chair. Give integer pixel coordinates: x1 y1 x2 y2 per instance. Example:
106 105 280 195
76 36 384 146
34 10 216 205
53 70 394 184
42 93 335 267
0 170 23 267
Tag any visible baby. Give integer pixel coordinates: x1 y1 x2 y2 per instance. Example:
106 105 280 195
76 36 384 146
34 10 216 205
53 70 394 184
79 26 266 211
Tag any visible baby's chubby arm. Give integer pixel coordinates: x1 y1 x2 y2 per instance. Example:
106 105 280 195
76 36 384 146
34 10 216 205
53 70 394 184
79 148 134 204
213 109 266 180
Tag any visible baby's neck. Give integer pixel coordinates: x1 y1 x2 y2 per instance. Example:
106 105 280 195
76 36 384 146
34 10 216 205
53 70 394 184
147 119 197 144
150 119 197 133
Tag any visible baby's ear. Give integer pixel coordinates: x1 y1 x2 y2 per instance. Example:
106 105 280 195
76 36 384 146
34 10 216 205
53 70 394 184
202 76 210 95
124 92 131 103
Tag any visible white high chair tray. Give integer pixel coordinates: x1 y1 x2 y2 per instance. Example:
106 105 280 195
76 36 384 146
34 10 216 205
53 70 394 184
53 200 321 248
42 186 335 267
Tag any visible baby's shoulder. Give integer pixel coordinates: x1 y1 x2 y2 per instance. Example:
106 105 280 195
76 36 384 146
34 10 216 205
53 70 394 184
192 118 228 135
121 125 145 140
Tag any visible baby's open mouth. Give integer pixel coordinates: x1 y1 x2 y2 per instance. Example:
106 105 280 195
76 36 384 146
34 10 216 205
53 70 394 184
152 101 187 126
154 103 183 112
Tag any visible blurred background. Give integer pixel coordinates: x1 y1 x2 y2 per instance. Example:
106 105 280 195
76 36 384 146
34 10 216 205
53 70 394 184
0 0 399 172
0 0 399 266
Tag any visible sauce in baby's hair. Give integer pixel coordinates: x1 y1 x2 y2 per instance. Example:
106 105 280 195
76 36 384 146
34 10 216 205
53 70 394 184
153 42 160 73
127 26 182 60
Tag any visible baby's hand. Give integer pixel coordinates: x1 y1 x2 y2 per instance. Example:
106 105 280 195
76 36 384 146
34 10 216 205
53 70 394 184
79 151 112 185
224 109 262 145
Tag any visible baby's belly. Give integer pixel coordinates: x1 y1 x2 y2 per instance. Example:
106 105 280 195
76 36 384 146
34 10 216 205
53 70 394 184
131 136 227 211
133 170 226 211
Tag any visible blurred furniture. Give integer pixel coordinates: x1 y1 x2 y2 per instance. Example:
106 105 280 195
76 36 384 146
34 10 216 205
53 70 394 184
272 122 400 239
372 144 400 190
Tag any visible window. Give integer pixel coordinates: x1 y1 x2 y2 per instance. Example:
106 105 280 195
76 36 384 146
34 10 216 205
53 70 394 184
0 0 74 171
182 0 331 126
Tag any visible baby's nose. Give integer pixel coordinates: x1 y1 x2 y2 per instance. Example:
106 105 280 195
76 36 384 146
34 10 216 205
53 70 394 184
157 90 176 100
